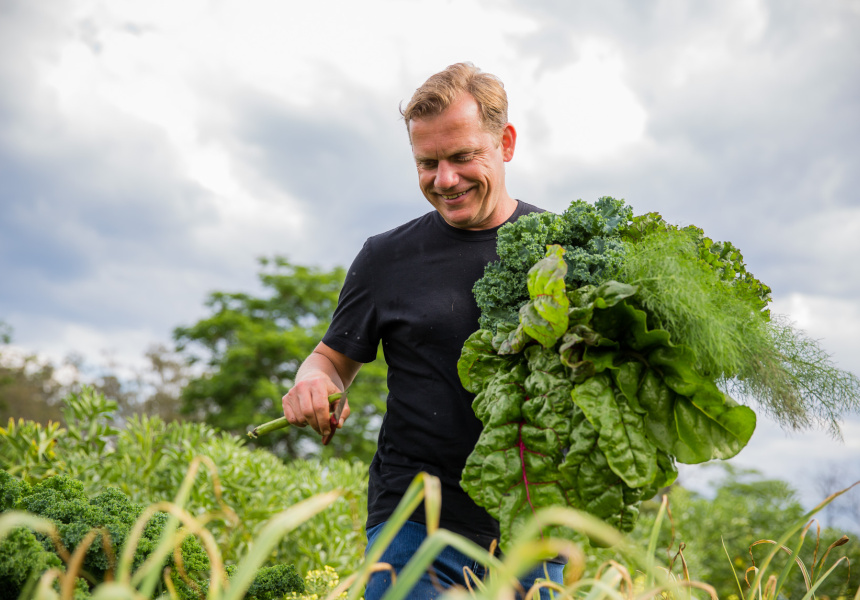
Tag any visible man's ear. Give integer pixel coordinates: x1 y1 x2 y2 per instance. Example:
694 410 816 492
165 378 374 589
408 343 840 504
501 123 517 162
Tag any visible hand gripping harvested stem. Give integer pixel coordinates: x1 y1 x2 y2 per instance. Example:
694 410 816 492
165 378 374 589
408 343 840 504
248 392 346 445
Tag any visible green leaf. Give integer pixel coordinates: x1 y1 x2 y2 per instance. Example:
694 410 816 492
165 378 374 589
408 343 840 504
570 373 658 488
461 347 577 549
559 417 639 534
457 329 511 394
472 364 529 428
521 245 570 348
637 369 680 454
649 346 757 463
492 320 531 355
592 280 638 309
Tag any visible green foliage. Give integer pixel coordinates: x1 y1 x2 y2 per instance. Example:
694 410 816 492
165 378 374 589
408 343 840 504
0 469 211 598
618 223 860 434
4 387 369 578
174 256 388 462
286 565 355 599
611 466 860 600
246 563 305 599
616 226 768 379
0 417 66 483
460 253 758 549
463 199 859 545
474 197 630 331
729 314 860 438
0 524 63 594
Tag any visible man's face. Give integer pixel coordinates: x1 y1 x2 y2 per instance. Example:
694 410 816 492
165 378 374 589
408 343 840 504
409 95 516 230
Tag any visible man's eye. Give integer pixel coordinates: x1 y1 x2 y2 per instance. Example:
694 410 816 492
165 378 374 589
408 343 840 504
418 161 437 169
455 154 473 162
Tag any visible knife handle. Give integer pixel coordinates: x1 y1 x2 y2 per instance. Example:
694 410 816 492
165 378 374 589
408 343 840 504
321 414 339 445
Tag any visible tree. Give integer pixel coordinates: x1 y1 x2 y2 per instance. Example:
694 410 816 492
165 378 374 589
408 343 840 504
0 327 69 425
174 256 387 462
1 327 188 426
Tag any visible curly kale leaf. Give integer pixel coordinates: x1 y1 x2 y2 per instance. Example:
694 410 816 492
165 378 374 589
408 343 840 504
1 470 212 598
474 197 631 331
246 564 305 599
0 469 32 511
0 526 63 594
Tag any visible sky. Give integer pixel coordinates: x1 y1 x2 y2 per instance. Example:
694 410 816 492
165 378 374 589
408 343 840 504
1 0 859 517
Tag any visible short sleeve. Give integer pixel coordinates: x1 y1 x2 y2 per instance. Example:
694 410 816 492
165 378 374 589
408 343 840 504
322 238 380 363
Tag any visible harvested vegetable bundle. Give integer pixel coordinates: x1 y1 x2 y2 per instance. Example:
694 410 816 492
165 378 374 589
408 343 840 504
459 197 860 550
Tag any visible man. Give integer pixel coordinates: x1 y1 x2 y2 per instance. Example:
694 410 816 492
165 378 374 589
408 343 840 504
282 63 564 598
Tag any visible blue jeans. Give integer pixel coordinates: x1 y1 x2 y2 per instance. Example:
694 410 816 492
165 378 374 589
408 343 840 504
364 521 565 599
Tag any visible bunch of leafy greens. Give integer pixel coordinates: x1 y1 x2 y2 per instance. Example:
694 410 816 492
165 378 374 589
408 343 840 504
459 198 860 550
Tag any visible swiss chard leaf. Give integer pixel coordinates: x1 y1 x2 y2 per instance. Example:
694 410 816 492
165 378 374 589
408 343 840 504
494 245 569 354
458 329 513 394
570 373 658 488
522 244 569 347
648 345 756 463
461 346 577 549
559 411 639 534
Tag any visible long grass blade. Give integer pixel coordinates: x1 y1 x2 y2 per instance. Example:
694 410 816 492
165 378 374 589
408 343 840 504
722 535 746 599
33 568 63 600
745 480 859 599
62 529 100 600
814 535 849 582
645 495 669 589
221 490 341 600
118 501 221 590
382 529 504 600
346 473 440 600
799 557 850 600
0 510 56 539
755 532 812 597
135 456 223 598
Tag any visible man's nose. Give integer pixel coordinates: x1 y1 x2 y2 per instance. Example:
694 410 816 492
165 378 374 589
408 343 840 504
435 161 458 190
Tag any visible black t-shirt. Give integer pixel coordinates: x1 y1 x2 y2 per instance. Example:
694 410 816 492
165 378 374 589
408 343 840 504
322 200 544 549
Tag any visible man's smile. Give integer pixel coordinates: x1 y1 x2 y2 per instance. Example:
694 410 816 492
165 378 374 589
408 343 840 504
439 190 470 201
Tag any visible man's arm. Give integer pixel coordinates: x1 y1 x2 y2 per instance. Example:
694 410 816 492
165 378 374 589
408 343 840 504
281 342 363 438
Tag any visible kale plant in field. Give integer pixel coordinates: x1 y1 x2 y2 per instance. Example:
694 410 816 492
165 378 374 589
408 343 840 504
0 469 211 598
460 198 860 550
0 469 306 599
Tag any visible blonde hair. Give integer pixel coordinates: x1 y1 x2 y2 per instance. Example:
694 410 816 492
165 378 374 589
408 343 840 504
401 62 508 140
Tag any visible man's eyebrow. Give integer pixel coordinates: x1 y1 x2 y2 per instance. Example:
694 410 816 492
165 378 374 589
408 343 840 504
414 146 479 161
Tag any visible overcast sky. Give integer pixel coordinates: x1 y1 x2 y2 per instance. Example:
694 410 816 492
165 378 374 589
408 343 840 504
1 0 859 513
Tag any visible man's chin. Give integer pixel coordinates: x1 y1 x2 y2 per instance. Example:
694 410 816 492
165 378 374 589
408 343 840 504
439 208 476 229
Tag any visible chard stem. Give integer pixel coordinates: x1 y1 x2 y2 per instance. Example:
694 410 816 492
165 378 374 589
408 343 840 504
247 392 343 439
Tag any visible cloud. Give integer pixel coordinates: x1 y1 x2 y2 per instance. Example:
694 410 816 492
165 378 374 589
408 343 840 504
504 0 860 305
1 0 857 462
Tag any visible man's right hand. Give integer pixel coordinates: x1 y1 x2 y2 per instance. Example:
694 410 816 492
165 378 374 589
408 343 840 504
282 375 348 438
281 342 361 439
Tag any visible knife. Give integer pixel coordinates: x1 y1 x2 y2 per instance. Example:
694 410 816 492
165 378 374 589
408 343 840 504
322 391 347 446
